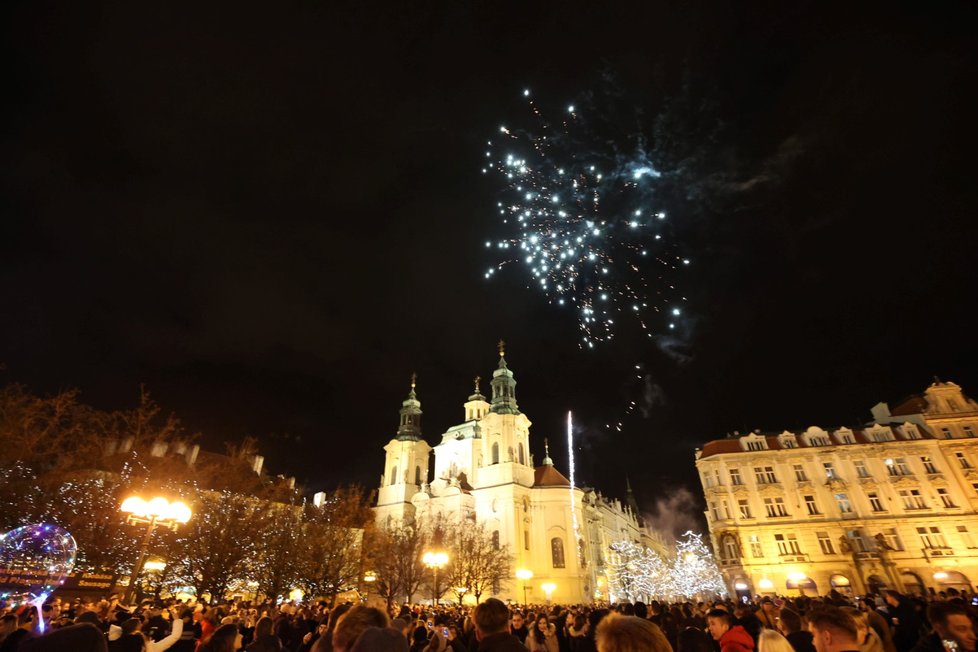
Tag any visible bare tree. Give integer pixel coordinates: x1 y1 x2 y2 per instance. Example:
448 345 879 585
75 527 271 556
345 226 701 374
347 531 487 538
298 486 374 606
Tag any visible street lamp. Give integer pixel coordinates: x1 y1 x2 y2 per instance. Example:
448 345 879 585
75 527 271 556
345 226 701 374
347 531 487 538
515 569 533 606
541 582 556 604
423 551 448 606
120 496 191 605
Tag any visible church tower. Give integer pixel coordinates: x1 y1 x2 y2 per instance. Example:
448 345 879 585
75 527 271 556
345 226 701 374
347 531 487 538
376 375 433 523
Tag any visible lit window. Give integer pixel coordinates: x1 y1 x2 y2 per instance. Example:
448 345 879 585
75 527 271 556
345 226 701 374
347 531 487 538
794 464 808 482
749 535 763 558
883 528 903 551
824 462 838 480
817 532 835 555
917 526 947 549
937 488 956 509
804 495 820 515
868 492 885 512
900 489 927 510
738 499 753 519
551 537 565 568
775 533 801 555
835 493 853 514
764 497 789 517
958 525 975 549
921 456 938 474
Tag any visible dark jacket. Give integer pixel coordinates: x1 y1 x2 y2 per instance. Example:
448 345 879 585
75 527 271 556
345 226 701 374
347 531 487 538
719 626 755 652
889 600 923 652
786 630 817 652
909 634 944 652
479 632 531 652
248 633 284 652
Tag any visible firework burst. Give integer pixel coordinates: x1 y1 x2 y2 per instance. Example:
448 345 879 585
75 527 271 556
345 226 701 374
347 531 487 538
482 89 689 347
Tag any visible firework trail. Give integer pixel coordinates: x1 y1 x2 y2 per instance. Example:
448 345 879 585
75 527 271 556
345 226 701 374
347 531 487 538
482 89 689 348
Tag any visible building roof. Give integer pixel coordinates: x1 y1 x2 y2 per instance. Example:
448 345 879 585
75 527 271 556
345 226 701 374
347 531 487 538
698 423 933 459
890 395 929 416
533 464 571 487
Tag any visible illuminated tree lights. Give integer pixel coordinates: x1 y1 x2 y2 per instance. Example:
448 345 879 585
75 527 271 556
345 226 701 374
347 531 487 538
607 531 725 602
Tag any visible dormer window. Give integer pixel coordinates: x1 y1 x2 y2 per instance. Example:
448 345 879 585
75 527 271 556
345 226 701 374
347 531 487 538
834 429 856 445
741 433 768 452
903 425 921 440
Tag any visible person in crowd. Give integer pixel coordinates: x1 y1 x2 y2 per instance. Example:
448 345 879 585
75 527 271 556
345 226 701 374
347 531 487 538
677 626 714 652
510 612 529 645
757 600 780 631
708 609 755 652
527 614 559 652
0 608 38 652
472 598 527 652
197 624 242 652
857 600 895 652
349 626 409 652
323 606 389 652
758 630 795 652
843 608 883 652
910 602 976 652
807 607 860 652
170 609 197 652
778 609 816 652
735 604 763 646
594 613 672 652
0 616 17 647
567 614 590 652
20 623 109 652
883 592 923 652
246 616 281 652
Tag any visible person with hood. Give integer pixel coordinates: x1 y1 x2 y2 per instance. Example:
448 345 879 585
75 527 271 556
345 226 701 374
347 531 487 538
707 609 755 652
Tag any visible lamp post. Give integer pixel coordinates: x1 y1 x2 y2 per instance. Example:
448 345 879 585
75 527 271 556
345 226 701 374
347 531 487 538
120 496 191 605
515 569 533 606
423 551 448 606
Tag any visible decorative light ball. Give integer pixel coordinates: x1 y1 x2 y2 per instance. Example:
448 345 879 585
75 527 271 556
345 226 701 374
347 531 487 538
0 524 78 603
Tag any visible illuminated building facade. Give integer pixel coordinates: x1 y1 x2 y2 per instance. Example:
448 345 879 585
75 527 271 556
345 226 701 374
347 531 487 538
374 346 667 604
695 380 978 597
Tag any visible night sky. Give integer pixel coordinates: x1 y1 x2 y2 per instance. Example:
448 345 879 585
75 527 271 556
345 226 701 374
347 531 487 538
3 2 977 522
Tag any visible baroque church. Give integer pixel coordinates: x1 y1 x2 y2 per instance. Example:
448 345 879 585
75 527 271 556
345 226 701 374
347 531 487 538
375 344 668 604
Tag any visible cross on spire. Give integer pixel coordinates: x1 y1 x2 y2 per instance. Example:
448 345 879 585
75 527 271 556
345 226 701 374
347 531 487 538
473 375 481 392
410 372 417 390
497 339 506 357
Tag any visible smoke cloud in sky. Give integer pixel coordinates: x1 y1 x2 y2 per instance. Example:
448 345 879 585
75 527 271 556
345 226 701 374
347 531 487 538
643 485 704 543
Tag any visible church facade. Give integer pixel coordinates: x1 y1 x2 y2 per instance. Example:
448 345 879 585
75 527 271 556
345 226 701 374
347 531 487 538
374 346 668 604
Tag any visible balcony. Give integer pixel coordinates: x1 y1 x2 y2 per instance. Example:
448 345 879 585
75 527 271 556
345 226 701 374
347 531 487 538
719 558 742 568
923 546 954 558
780 553 809 563
854 551 880 561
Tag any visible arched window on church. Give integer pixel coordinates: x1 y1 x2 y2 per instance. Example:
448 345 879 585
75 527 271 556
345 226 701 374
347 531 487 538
551 537 566 568
492 443 500 465
414 466 422 486
390 466 398 486
507 446 514 462
518 443 525 465
492 530 500 550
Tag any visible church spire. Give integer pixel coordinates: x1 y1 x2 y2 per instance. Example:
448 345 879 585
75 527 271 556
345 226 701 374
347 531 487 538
542 438 553 466
490 340 520 415
396 373 423 441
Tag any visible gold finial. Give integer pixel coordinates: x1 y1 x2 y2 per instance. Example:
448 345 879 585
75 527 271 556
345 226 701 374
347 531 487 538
497 339 506 357
474 375 481 392
544 437 549 455
410 372 417 390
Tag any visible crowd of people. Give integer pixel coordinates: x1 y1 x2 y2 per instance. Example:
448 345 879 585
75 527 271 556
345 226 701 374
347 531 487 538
0 587 975 652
